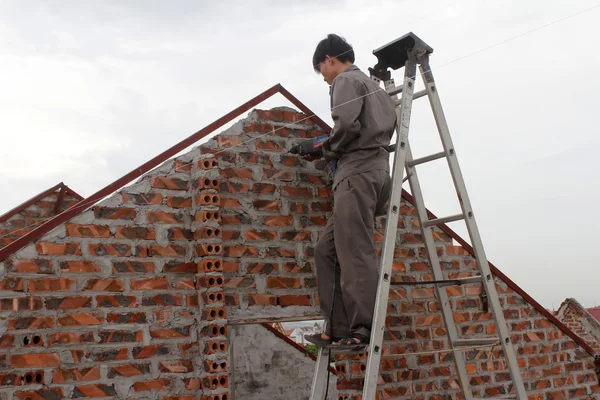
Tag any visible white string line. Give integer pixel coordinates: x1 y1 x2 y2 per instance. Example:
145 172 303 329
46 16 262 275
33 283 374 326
380 340 500 358
170 87 387 173
0 220 46 240
172 2 600 170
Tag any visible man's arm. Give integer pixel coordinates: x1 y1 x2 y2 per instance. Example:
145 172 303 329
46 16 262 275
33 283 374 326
322 76 364 161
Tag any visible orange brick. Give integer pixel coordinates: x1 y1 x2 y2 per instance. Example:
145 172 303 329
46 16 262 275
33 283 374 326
199 158 218 170
58 312 103 326
0 278 24 291
253 199 280 211
263 215 294 226
224 246 258 257
82 279 124 292
277 295 311 306
159 360 194 373
35 242 81 255
147 211 184 224
28 278 74 292
14 389 63 400
122 192 163 205
72 384 116 397
10 259 52 274
94 207 136 220
48 332 95 346
267 277 301 289
11 353 60 368
220 168 253 179
115 227 156 240
151 177 188 191
66 224 110 238
60 260 102 274
195 193 220 206
88 243 131 257
8 316 53 330
149 244 187 257
166 196 192 208
220 197 243 209
194 243 223 257
131 278 169 290
53 367 100 383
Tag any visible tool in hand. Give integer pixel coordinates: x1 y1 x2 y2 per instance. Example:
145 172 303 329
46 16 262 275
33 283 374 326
289 136 397 158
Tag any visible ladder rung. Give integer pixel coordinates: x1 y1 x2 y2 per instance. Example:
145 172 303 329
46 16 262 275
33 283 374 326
453 338 499 347
408 151 446 167
387 86 403 96
436 275 482 287
413 89 427 99
422 213 465 227
393 89 427 106
328 346 369 355
390 275 482 287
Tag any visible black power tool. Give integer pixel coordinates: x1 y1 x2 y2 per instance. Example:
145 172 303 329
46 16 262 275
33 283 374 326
289 136 397 157
288 136 329 157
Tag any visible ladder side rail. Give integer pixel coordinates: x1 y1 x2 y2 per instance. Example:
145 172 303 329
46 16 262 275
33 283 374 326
404 144 474 398
418 56 528 399
362 56 417 400
310 344 331 400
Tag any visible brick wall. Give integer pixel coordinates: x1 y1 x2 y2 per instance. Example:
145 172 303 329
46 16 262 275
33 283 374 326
556 299 600 353
0 187 82 248
200 109 329 323
202 109 600 399
0 107 598 399
0 149 229 398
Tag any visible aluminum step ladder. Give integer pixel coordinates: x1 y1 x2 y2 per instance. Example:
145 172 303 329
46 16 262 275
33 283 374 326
310 32 527 400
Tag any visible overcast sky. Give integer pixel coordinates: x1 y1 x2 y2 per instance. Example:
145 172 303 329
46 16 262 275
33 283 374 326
1 0 598 309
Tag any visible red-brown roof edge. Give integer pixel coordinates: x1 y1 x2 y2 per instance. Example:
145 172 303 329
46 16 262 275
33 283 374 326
261 323 337 374
0 84 321 261
0 182 64 224
1 86 592 358
64 186 84 201
400 191 596 357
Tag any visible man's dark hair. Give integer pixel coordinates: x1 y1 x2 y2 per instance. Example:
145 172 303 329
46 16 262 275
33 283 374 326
312 34 355 73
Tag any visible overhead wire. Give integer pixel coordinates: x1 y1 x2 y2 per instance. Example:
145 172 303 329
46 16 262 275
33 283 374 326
171 2 600 169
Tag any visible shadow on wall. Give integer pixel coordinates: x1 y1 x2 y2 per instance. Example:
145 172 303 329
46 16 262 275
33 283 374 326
230 324 337 400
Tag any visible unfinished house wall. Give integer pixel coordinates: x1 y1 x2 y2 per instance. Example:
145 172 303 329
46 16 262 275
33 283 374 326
0 107 599 399
0 150 229 398
556 298 600 353
198 109 600 399
230 324 337 399
0 186 82 248
200 109 328 323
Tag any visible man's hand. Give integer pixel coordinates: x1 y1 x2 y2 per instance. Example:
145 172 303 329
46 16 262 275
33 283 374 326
302 154 319 162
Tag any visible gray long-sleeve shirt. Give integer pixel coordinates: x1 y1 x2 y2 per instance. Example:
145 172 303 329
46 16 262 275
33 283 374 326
322 65 397 189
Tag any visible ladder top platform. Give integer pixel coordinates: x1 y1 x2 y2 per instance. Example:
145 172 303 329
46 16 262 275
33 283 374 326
372 32 434 71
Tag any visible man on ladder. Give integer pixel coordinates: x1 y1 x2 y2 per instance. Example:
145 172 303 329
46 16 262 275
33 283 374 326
304 33 397 348
304 31 529 400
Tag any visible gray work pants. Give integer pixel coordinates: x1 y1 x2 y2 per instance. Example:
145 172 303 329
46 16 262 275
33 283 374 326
315 169 391 338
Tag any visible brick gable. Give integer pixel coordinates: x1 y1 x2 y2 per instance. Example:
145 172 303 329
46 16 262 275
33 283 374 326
0 103 598 399
556 298 600 353
0 183 83 248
